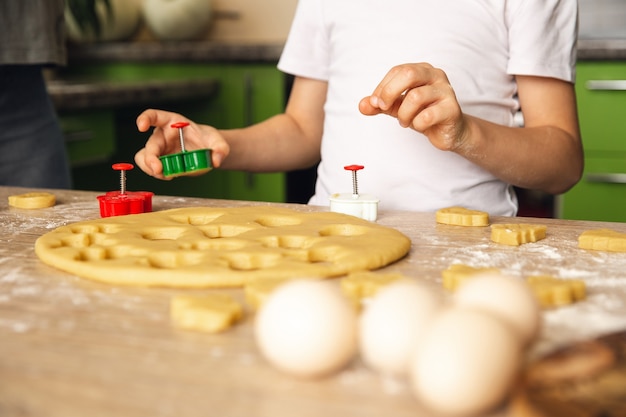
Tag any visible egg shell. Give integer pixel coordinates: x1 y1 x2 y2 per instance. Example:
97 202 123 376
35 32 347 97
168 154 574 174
254 279 358 378
411 306 522 416
359 280 442 376
453 272 541 346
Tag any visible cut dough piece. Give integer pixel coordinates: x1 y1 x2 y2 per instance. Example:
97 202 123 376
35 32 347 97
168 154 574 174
579 229 626 252
435 206 489 227
491 224 547 246
34 206 411 288
170 293 243 333
526 275 586 308
244 278 291 311
442 264 500 291
340 271 405 307
8 192 56 209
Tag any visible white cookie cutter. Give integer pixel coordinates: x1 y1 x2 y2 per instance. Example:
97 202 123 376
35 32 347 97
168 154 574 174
329 193 380 221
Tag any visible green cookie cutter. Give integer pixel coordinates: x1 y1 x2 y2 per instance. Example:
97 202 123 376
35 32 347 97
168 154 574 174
160 149 213 178
159 122 213 178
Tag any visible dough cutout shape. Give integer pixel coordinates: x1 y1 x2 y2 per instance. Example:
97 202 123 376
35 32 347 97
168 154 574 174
526 275 586 308
8 192 56 209
579 229 626 252
341 271 406 308
491 224 547 246
34 206 411 288
435 206 489 227
245 278 291 311
245 271 405 312
442 264 500 291
170 293 243 332
442 264 586 309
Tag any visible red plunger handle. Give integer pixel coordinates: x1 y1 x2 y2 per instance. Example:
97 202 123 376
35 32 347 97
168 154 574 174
112 163 134 171
344 164 364 172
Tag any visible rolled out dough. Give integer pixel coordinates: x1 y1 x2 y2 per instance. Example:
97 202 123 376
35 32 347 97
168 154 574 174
34 206 411 288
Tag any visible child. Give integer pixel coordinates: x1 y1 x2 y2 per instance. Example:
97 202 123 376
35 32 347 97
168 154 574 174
135 0 583 216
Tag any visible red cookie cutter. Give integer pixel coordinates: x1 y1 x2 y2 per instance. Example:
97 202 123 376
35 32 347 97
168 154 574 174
97 163 153 217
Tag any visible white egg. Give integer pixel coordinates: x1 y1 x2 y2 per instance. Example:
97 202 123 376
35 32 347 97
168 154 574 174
410 306 521 416
359 280 442 376
453 272 541 346
254 279 358 378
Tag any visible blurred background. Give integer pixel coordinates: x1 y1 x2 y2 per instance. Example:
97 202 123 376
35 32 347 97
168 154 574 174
47 0 626 221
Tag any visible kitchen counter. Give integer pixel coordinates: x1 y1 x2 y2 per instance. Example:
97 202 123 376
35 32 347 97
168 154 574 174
47 78 220 112
66 41 285 64
1 186 626 416
63 39 626 63
48 41 283 113
48 39 625 112
578 39 626 60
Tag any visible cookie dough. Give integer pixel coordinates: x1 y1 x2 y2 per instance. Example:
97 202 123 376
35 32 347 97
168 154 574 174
435 207 489 227
34 206 411 288
526 275 586 308
491 224 547 246
8 192 56 209
170 293 243 332
579 229 626 252
442 264 501 291
340 271 405 307
244 278 291 311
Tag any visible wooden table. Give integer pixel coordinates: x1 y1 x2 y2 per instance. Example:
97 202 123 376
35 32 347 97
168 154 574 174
2 186 626 417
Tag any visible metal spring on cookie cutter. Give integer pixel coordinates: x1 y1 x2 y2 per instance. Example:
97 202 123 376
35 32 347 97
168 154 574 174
344 165 364 199
120 170 126 194
113 162 133 195
172 121 189 153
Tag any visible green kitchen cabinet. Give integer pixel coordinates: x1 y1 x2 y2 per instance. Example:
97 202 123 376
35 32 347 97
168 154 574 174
60 110 116 167
59 62 287 203
559 61 626 221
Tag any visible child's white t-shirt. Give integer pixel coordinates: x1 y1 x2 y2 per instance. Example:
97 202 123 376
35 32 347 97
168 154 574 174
278 0 577 216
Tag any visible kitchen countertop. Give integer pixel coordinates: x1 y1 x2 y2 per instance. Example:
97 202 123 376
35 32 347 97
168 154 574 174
48 41 284 112
2 186 626 417
66 41 285 64
48 39 625 112
48 78 220 112
63 39 626 63
578 39 626 60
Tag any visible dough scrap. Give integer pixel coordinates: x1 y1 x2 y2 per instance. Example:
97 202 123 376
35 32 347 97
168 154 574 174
340 271 405 307
8 192 56 209
443 266 586 309
244 278 291 311
442 264 500 291
579 229 626 252
526 275 586 308
491 224 547 246
170 293 243 332
34 206 411 288
435 206 489 227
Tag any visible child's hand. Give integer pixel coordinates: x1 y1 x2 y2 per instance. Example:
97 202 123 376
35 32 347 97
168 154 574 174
134 109 229 179
359 63 469 152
